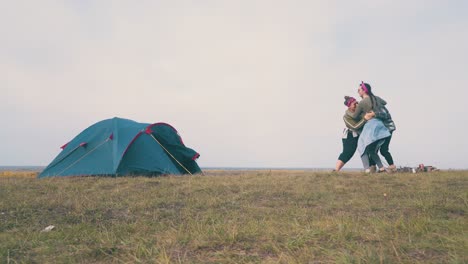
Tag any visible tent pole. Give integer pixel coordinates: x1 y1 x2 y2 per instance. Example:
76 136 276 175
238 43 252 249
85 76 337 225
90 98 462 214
148 133 193 175
56 138 110 176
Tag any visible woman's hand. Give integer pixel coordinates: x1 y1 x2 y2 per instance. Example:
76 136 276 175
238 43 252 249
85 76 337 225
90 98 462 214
364 111 375 120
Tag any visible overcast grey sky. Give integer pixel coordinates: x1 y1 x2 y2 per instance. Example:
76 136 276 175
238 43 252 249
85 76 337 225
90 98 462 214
1 1 467 169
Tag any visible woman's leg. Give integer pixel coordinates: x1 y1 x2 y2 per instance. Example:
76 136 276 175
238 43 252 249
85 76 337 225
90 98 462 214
363 141 384 169
369 149 384 169
335 160 345 171
336 132 358 171
361 153 371 169
379 133 394 166
368 157 377 173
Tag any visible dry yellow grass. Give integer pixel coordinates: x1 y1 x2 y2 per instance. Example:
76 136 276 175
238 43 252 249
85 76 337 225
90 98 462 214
0 170 37 178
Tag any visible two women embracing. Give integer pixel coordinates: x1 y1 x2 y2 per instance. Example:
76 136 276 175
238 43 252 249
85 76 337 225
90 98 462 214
336 82 396 173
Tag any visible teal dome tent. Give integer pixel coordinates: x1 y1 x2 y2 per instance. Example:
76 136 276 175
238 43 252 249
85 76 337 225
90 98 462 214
39 117 201 177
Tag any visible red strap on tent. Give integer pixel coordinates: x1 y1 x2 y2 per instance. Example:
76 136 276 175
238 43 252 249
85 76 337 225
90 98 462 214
145 127 153 134
146 123 185 146
192 153 200 160
79 142 87 147
109 133 114 140
60 143 69 150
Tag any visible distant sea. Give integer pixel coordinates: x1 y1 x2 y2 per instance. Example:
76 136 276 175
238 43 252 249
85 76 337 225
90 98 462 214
0 166 360 172
202 167 343 171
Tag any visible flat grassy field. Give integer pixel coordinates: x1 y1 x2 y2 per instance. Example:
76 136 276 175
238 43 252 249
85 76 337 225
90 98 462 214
1 170 467 263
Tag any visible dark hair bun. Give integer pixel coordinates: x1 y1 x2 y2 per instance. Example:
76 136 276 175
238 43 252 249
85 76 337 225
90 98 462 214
344 96 351 106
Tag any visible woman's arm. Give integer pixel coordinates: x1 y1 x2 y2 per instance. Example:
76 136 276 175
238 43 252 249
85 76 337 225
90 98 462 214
343 115 367 130
346 102 364 119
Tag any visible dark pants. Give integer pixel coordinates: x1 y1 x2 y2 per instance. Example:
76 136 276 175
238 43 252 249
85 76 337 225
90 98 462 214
338 132 358 163
380 133 394 166
362 140 384 169
339 131 376 165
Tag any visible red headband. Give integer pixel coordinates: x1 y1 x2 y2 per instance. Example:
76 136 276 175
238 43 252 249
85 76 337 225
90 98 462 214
360 81 369 94
346 97 356 107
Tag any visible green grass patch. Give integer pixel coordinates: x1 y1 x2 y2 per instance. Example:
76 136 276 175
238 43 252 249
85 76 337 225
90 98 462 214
1 171 467 263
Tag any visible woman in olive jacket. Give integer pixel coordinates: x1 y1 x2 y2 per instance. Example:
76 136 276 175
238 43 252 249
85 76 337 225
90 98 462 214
335 96 375 171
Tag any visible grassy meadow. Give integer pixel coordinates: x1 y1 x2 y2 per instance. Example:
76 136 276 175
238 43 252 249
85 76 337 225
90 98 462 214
1 170 467 263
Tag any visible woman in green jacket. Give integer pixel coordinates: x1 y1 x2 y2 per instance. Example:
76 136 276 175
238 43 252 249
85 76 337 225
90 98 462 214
335 96 375 171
